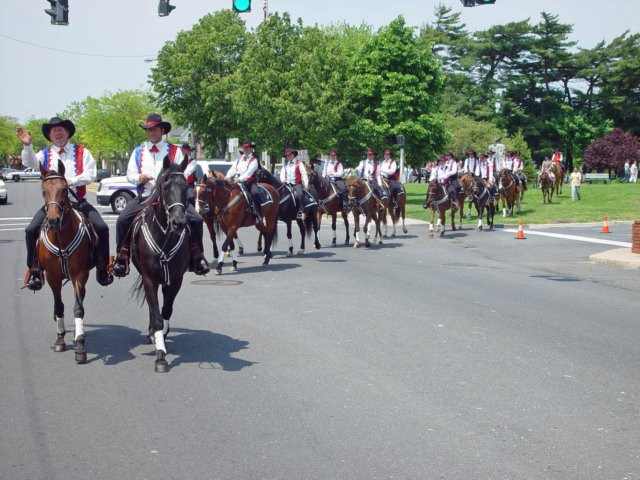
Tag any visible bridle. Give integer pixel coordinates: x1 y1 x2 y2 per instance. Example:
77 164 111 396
42 174 70 223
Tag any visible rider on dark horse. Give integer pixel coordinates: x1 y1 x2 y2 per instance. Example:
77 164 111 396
513 151 527 188
356 148 386 209
16 117 113 290
181 142 197 207
379 148 402 209
321 149 349 213
463 150 479 176
112 114 209 277
474 153 499 201
280 147 309 219
226 140 263 224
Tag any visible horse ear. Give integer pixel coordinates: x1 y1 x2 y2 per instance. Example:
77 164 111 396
163 155 171 171
39 163 48 177
58 160 65 176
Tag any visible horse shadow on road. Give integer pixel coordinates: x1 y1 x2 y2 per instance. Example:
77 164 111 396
81 324 141 366
163 327 255 372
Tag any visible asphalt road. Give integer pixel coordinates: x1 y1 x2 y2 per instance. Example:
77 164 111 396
1 181 638 480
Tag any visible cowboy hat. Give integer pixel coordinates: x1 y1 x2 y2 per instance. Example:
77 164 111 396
140 113 172 134
283 147 298 157
42 117 75 142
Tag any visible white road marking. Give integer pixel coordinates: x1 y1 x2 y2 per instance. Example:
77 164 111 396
503 228 632 247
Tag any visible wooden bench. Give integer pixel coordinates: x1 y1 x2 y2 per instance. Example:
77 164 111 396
583 173 610 184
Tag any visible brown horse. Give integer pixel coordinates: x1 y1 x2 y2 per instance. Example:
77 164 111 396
423 180 457 238
551 163 564 195
540 171 554 204
380 178 408 238
307 168 350 246
197 177 279 274
346 178 382 247
497 169 523 217
459 173 496 230
36 162 95 363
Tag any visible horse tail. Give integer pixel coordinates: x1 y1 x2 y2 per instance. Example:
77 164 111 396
214 217 222 237
304 210 313 238
271 224 278 246
131 275 146 306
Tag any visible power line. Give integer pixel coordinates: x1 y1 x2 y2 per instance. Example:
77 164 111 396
0 33 154 58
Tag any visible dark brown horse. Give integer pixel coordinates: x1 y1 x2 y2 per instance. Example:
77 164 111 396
551 163 564 195
131 159 192 372
197 176 279 274
35 162 94 363
306 168 350 246
423 180 457 238
459 173 496 230
346 178 382 247
380 178 408 238
497 169 523 217
540 171 554 204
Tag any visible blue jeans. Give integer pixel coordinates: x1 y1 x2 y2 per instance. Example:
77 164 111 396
571 185 581 201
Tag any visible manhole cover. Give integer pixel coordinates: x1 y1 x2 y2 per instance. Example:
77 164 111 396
191 279 243 286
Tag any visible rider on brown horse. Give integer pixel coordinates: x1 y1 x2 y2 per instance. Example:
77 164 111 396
474 153 499 201
321 149 349 212
226 140 263 224
379 149 403 210
17 117 113 290
112 114 209 278
429 155 459 212
356 148 386 208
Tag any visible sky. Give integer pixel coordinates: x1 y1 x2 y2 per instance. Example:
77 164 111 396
1 0 638 123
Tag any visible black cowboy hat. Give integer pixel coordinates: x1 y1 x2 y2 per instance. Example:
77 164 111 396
366 148 376 155
330 149 339 156
241 140 253 148
283 147 298 157
42 117 75 142
181 142 192 151
140 113 172 134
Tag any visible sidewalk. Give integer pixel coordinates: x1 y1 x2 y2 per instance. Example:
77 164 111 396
588 248 640 269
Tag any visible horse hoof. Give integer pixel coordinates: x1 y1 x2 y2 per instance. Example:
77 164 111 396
378 240 383 246
54 343 66 353
331 241 337 247
214 269 222 275
403 228 408 234
225 251 231 257
439 232 445 238
365 241 371 248
297 249 305 255
383 234 388 238
155 360 169 373
391 233 396 238
354 243 360 248
257 247 263 252
238 247 244 255
75 351 87 364
231 265 238 272
477 226 483 231
287 251 294 257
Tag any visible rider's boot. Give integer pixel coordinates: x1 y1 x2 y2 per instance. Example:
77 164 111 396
449 192 459 212
112 243 130 278
23 267 44 291
96 258 114 286
254 203 263 225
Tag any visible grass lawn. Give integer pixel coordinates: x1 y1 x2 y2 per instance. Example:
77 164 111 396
404 181 640 225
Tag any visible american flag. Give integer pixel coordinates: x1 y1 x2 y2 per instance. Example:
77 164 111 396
263 0 268 20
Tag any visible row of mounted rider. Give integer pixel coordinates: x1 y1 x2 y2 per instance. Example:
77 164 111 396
193 144 409 266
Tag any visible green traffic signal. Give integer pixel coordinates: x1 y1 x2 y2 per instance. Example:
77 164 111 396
232 0 251 13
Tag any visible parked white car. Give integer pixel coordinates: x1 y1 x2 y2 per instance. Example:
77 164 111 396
96 176 137 214
0 179 7 205
7 167 41 182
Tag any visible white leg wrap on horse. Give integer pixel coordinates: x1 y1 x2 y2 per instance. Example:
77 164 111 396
429 223 433 231
231 249 238 262
478 219 483 228
74 317 84 340
163 319 170 336
155 331 167 354
437 218 442 226
236 238 244 248
332 230 336 241
56 316 65 334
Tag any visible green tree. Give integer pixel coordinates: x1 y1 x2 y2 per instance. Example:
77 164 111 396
63 90 155 162
151 10 249 157
339 16 447 164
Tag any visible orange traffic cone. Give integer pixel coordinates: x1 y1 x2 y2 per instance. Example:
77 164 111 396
600 216 611 234
514 219 527 240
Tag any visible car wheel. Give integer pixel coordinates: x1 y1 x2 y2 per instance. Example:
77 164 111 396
0 197 7 205
111 191 133 214
12 175 20 182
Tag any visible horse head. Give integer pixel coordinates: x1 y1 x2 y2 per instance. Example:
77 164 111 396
40 160 69 231
424 180 441 208
346 178 362 209
158 156 188 234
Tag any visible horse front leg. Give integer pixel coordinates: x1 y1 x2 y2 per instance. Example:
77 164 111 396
286 221 294 256
364 215 371 248
313 214 321 250
48 276 67 353
440 210 447 238
159 278 184 343
71 273 89 364
428 208 435 238
296 218 306 255
143 277 167 373
330 213 337 247
204 215 219 261
353 213 361 248
341 211 350 245
215 230 235 275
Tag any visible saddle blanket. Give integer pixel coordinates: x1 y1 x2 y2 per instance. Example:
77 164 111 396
256 185 274 206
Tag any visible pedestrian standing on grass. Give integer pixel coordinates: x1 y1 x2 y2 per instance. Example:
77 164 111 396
622 160 631 183
630 161 638 183
570 167 582 201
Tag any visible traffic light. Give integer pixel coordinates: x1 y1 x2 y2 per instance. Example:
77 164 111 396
232 0 251 13
460 0 496 6
45 0 69 25
158 0 176 17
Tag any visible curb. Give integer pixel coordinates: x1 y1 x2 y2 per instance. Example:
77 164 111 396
588 248 640 269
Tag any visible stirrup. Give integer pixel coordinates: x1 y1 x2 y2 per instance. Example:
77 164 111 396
96 267 114 286
112 251 130 278
193 258 210 276
23 268 44 291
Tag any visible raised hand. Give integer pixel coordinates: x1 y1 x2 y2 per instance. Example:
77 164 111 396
16 127 33 146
